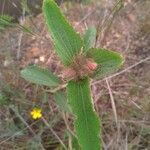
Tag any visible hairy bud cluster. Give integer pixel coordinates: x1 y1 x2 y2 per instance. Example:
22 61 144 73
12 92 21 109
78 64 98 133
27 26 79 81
62 55 98 81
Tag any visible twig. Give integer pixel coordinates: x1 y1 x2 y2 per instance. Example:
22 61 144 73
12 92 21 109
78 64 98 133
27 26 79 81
46 83 67 93
9 105 35 135
17 32 23 60
93 56 150 85
62 113 75 137
0 120 40 145
75 9 96 28
125 132 128 150
105 78 118 124
17 6 25 60
1 0 6 15
108 56 150 79
95 0 123 47
131 100 142 110
42 117 67 150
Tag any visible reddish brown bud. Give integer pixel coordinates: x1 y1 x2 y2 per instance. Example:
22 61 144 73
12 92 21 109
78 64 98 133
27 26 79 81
62 67 76 81
86 59 98 71
61 56 98 81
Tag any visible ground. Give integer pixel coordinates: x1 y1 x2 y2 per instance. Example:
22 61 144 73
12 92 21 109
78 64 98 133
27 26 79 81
0 0 150 149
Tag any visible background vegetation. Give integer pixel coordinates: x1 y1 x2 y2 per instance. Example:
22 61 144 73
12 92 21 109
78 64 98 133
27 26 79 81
0 0 150 149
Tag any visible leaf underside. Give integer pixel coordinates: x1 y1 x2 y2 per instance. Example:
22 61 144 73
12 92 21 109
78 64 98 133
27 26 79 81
21 65 60 87
43 0 83 66
83 26 97 53
87 48 124 79
67 78 101 150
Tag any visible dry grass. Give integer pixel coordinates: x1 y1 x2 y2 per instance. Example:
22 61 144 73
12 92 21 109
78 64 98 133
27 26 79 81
0 0 150 149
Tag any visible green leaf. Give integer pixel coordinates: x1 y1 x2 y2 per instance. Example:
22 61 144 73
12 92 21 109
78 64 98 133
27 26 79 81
72 135 81 150
54 91 71 113
0 92 9 106
87 48 124 79
0 15 14 32
67 78 101 150
43 0 83 66
81 0 93 4
21 65 60 87
83 26 96 52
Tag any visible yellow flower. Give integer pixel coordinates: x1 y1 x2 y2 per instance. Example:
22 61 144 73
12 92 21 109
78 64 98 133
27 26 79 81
30 108 42 119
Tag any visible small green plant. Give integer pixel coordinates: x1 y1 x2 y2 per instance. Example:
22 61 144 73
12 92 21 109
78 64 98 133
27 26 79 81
0 15 14 31
21 0 124 149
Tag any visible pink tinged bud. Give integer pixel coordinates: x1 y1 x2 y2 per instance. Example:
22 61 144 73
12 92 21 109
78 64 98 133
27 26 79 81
62 68 76 80
86 60 98 71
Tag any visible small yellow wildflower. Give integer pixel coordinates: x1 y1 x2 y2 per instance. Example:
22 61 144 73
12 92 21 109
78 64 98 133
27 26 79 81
30 108 42 119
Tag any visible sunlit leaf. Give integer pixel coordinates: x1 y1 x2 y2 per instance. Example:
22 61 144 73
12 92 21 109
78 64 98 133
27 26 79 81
43 0 83 66
67 78 101 150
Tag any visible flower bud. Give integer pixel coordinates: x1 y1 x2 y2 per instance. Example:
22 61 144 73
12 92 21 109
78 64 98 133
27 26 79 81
86 59 98 71
62 67 76 81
